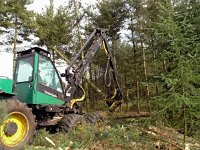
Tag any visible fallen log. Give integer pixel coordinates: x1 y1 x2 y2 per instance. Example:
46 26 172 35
114 112 151 119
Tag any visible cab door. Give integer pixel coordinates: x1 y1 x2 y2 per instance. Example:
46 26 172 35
14 55 34 104
36 54 65 105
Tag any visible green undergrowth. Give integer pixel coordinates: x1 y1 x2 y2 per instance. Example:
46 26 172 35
0 99 8 124
23 99 200 149
25 122 140 150
20 114 200 149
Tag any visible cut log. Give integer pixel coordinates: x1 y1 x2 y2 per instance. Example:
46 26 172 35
114 112 151 119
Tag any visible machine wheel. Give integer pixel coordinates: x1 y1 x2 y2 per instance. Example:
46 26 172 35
84 112 104 130
0 99 36 150
59 114 84 132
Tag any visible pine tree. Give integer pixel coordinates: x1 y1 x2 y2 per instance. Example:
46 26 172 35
35 0 73 51
126 0 154 112
0 0 34 74
153 0 200 142
0 0 11 32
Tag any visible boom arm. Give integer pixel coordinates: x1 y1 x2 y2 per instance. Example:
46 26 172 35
63 29 122 111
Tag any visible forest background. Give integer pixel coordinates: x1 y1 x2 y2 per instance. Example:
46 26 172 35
0 0 200 149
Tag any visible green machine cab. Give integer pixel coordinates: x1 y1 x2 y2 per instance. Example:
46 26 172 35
14 47 65 106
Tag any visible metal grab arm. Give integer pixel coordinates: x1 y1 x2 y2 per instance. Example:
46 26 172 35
63 28 122 111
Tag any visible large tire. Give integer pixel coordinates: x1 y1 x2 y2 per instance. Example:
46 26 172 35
84 112 104 130
59 114 84 132
0 99 36 150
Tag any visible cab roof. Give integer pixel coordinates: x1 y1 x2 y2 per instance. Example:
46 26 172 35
17 47 50 57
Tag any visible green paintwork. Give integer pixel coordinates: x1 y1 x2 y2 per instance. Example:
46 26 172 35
35 91 64 105
16 81 34 104
0 78 13 94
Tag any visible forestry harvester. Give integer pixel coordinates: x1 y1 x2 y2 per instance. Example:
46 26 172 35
0 29 122 149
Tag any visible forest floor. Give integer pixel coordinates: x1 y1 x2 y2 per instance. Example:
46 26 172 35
25 111 200 150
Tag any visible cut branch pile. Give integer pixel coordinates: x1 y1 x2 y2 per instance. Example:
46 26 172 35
139 125 200 150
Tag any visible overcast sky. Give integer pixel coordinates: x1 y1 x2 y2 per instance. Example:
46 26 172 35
27 0 96 13
0 0 96 79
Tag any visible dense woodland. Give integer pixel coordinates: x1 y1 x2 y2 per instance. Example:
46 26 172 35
0 0 200 147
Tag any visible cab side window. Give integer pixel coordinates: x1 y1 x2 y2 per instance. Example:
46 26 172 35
38 55 62 93
16 57 33 83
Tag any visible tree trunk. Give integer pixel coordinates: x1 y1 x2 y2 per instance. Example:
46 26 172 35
88 63 94 108
13 16 17 77
153 52 159 96
52 50 55 63
94 68 98 106
124 74 129 111
136 81 140 113
141 40 151 113
83 80 89 112
131 17 140 113
112 38 117 68
163 59 167 72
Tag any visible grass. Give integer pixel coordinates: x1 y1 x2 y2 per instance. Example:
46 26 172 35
1 99 199 149
25 121 140 150
0 99 8 124
24 112 200 150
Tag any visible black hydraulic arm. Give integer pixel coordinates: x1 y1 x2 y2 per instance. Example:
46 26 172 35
64 28 122 111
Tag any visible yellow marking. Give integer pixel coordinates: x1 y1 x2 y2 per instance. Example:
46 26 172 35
111 88 117 100
109 101 121 112
70 86 86 109
102 41 108 55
